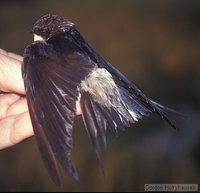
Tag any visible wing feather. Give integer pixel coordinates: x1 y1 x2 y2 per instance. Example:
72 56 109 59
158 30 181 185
22 41 94 183
28 99 61 185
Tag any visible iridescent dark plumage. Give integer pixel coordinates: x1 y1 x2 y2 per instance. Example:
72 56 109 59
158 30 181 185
22 14 178 185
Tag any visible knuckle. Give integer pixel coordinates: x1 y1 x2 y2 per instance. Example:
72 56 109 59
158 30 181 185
0 94 21 119
7 98 28 116
10 133 20 146
11 116 24 145
11 113 31 145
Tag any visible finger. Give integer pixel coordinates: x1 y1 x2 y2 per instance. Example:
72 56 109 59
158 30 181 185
0 52 25 94
0 49 23 61
0 94 21 119
7 53 23 62
0 100 80 150
0 112 34 150
7 98 28 116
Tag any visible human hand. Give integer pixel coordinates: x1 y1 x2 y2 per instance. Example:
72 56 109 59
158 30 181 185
0 49 34 150
0 48 82 150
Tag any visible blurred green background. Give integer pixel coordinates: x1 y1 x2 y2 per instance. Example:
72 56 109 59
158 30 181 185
0 0 200 191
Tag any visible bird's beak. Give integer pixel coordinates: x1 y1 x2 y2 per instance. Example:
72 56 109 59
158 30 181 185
30 29 34 34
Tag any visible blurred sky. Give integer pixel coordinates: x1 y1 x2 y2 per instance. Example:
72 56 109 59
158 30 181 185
0 0 200 192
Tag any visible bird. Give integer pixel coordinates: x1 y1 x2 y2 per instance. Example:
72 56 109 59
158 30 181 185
22 14 178 185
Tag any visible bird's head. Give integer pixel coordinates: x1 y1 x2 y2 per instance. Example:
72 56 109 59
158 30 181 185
32 14 74 42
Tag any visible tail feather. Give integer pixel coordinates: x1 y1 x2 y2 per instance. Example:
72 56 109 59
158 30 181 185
80 92 105 175
119 85 178 130
79 88 142 168
151 100 187 117
90 99 107 148
119 86 150 118
79 78 180 172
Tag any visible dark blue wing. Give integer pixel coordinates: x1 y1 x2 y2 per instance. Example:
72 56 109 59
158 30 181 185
22 41 93 183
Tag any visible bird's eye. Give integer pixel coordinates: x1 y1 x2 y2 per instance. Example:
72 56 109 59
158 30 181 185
39 28 46 35
33 28 48 37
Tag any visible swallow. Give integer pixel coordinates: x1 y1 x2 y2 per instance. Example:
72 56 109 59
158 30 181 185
22 14 178 185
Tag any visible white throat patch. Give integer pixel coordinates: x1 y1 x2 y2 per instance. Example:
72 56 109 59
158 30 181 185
34 34 44 42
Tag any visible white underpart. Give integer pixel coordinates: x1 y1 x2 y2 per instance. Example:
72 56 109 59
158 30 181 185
34 34 44 42
81 68 118 107
80 68 138 121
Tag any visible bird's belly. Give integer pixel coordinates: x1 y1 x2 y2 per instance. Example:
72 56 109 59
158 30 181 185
80 68 121 108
